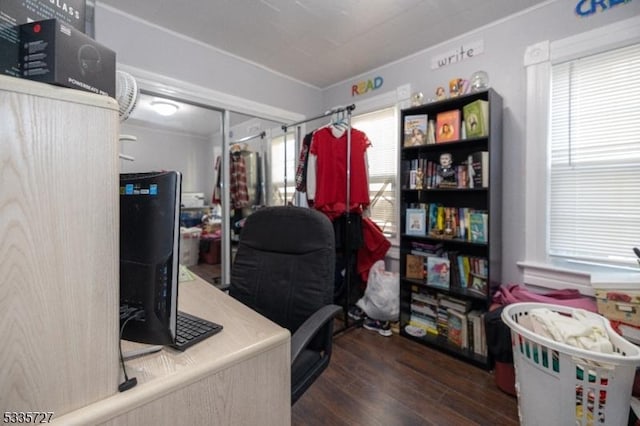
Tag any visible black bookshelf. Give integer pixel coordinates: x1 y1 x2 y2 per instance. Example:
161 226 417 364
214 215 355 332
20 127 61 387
398 89 502 369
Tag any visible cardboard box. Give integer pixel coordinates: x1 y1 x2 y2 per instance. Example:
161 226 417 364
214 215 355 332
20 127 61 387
1 0 86 77
595 289 640 327
181 193 206 208
19 19 115 97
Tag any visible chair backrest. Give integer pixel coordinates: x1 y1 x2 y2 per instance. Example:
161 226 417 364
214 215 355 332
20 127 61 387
229 206 335 333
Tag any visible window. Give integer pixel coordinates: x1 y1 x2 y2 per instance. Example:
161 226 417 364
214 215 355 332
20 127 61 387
549 43 640 266
521 16 640 293
351 106 398 239
269 132 296 206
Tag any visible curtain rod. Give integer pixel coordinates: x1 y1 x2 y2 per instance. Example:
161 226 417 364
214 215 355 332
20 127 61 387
230 131 266 144
281 104 355 131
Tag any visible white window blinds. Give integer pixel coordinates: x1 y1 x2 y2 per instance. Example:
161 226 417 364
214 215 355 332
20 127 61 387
351 107 398 238
549 42 640 265
270 133 296 206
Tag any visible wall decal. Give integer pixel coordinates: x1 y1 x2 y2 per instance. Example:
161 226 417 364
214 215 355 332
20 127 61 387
351 76 384 96
431 40 484 70
575 0 633 17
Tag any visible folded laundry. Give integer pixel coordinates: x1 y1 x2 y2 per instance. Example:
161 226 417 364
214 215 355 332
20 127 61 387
528 308 613 354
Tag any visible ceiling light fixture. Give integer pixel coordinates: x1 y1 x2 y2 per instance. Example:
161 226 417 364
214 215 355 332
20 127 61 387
150 100 179 116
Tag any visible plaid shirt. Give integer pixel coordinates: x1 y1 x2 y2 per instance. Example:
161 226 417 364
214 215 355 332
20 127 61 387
230 153 249 209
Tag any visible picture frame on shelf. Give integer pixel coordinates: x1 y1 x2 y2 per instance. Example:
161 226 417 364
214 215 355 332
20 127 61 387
406 208 426 236
405 254 425 280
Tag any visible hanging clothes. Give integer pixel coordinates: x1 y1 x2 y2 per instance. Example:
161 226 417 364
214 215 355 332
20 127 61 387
357 217 391 282
294 131 314 193
211 149 250 209
306 126 371 220
212 155 222 205
230 151 249 209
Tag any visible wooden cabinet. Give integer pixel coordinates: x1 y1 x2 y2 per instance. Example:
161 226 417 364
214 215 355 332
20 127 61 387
398 89 502 369
0 75 120 414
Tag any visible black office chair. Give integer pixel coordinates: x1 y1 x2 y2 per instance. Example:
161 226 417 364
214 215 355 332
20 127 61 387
229 206 341 404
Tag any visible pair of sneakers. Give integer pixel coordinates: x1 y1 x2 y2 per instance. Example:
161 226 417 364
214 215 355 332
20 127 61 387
348 306 392 337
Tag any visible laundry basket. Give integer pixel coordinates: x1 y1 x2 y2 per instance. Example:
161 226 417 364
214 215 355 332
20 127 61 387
501 302 640 426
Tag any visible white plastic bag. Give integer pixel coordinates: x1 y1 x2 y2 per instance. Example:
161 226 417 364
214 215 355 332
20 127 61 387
356 260 399 321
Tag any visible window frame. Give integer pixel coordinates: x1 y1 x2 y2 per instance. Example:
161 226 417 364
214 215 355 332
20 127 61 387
351 88 411 256
351 105 399 241
519 15 640 295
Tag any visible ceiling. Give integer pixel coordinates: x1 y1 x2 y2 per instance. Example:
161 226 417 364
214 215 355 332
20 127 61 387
99 0 550 89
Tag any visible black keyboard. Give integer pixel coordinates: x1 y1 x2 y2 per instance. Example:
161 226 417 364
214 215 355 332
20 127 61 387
171 311 223 351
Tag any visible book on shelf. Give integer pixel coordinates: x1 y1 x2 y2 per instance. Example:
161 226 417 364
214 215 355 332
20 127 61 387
405 254 425 280
411 299 438 318
439 294 472 313
435 110 461 143
426 256 450 289
410 241 444 256
447 309 468 349
469 211 488 243
411 286 440 306
462 99 489 138
466 310 486 356
467 151 489 188
456 256 471 288
403 114 428 147
447 251 462 289
409 314 438 335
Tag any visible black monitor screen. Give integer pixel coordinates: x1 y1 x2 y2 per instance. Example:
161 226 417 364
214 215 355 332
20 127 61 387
119 171 181 345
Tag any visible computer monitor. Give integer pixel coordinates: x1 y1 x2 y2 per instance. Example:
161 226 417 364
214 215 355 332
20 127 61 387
119 171 181 345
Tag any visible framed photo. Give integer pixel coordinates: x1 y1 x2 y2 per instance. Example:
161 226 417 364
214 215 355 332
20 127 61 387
406 208 426 236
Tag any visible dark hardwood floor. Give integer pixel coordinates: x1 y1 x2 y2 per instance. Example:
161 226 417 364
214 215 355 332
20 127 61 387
190 264 519 424
292 325 519 426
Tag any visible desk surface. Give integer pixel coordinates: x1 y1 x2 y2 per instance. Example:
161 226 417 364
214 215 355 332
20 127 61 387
53 276 291 426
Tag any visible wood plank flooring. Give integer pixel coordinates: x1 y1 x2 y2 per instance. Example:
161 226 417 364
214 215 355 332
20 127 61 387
292 326 520 426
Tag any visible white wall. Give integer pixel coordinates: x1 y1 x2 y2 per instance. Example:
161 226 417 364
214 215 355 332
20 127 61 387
322 0 640 286
120 122 217 199
98 0 639 287
93 4 323 118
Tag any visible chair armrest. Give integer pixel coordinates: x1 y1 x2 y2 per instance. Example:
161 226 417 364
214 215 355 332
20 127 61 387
291 304 341 362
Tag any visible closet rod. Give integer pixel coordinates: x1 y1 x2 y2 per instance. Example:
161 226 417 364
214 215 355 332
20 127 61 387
281 104 355 131
231 131 266 144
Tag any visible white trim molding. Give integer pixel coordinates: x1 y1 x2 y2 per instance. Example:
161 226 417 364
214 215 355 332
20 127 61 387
519 15 640 295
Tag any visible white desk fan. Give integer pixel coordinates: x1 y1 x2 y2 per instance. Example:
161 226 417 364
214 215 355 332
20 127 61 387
115 70 139 161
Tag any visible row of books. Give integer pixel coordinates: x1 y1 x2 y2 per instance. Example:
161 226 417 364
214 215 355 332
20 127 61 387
401 151 488 190
405 243 489 296
407 289 487 356
403 99 489 147
406 203 488 244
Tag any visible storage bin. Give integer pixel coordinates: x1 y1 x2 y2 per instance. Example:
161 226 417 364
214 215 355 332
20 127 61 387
180 211 202 228
502 302 640 426
595 290 640 327
180 227 202 267
199 236 221 265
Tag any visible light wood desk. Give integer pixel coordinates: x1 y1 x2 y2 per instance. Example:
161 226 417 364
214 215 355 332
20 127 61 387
52 276 291 426
1 75 121 416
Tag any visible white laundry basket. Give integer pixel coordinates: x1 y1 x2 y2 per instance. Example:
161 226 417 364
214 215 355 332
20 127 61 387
501 302 640 426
